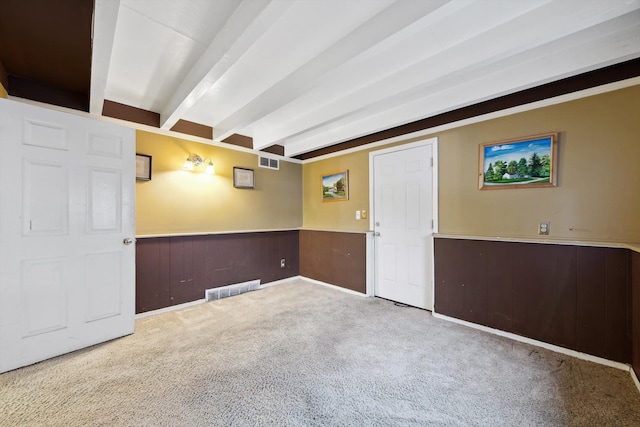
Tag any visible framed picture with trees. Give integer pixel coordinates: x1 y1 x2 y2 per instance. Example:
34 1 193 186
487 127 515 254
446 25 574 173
478 133 557 190
322 170 349 202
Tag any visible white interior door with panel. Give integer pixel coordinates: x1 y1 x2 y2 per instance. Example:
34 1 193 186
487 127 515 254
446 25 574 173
0 99 136 373
371 140 436 310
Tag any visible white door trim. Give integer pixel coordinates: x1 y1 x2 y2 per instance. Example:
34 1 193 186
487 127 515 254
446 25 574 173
366 137 439 309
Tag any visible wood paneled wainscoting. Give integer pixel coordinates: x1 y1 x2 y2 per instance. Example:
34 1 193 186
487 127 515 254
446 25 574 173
632 251 640 379
434 237 635 365
299 230 367 294
136 231 299 313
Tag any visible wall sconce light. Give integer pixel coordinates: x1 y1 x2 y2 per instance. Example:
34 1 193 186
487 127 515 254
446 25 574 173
183 154 215 175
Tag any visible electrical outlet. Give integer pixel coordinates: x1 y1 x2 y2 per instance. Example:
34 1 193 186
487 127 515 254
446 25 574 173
538 221 550 235
280 258 285 268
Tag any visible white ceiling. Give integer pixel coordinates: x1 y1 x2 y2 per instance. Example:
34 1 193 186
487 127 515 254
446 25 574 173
91 0 640 157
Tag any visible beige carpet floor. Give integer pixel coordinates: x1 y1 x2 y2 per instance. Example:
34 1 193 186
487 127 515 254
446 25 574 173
1 279 640 426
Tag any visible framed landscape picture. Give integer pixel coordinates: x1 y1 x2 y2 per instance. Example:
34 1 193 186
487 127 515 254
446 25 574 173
479 133 557 190
322 170 349 202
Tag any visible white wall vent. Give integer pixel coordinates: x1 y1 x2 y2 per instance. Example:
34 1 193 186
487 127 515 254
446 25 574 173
205 279 260 302
259 156 279 170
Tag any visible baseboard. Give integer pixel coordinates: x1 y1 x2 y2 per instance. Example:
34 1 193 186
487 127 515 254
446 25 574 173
260 276 302 288
136 277 301 319
300 276 368 297
135 299 206 319
631 366 640 394
432 312 631 372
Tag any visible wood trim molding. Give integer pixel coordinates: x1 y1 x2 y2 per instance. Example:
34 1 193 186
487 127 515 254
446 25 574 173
434 234 640 251
136 228 301 239
298 228 369 234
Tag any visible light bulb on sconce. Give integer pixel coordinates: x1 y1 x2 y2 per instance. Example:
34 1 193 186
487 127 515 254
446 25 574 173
183 157 196 171
183 154 202 170
204 160 215 175
183 153 215 175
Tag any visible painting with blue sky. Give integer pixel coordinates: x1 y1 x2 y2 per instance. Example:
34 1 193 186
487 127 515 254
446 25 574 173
480 134 556 189
322 170 349 201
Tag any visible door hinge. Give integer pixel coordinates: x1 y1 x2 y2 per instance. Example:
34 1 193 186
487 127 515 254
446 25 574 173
431 219 434 229
430 157 433 167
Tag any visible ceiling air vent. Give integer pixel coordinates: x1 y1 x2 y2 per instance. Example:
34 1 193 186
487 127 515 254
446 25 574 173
259 156 279 170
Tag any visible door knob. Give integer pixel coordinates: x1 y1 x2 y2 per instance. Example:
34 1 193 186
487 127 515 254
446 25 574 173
123 238 135 245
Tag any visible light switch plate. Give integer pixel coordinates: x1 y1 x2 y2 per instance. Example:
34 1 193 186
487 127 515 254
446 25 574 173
361 210 367 219
355 210 361 220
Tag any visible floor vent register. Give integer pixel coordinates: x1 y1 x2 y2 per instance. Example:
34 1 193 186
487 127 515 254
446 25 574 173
205 279 261 302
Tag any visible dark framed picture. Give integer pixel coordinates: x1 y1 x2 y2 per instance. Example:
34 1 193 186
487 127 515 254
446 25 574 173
322 170 349 202
136 154 152 181
478 133 557 190
233 167 254 189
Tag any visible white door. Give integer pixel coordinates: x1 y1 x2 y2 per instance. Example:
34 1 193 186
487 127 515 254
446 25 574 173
372 143 434 309
0 99 136 373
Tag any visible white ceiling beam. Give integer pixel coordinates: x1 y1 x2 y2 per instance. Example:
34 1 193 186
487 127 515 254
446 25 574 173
283 11 640 157
212 0 450 144
251 0 549 149
258 0 640 152
90 0 121 115
159 0 293 131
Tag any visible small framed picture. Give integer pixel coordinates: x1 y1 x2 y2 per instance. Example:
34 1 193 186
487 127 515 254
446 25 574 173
322 170 349 202
136 154 152 181
233 167 254 189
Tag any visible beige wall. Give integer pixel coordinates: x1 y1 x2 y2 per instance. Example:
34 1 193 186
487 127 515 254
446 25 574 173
302 149 371 231
136 130 302 235
303 85 640 243
302 133 429 231
0 82 7 98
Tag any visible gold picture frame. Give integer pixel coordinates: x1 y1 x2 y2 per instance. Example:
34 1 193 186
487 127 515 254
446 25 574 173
322 170 349 202
479 133 557 190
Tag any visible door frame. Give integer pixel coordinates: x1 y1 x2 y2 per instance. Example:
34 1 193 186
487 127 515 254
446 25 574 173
366 137 439 310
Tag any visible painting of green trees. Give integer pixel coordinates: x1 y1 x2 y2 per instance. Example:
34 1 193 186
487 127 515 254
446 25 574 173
322 170 349 201
480 134 556 189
